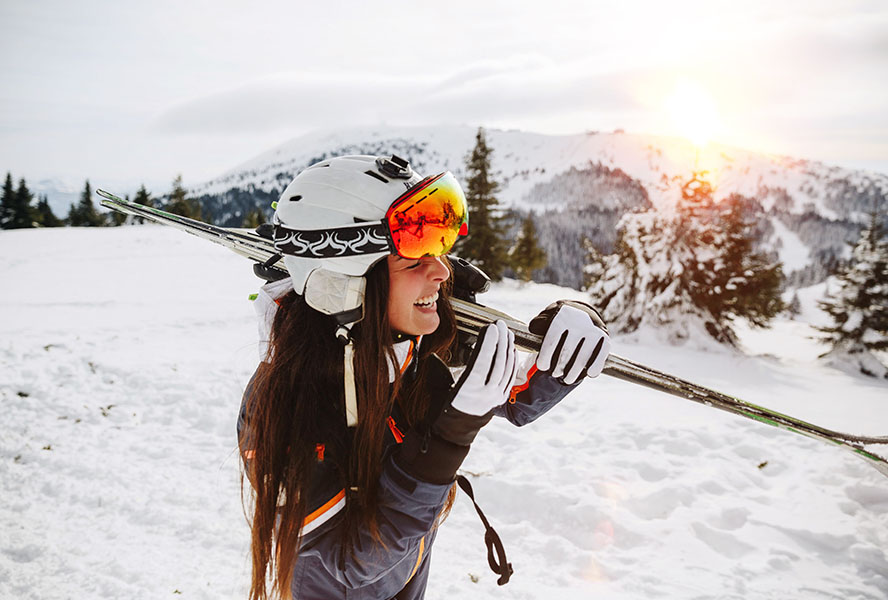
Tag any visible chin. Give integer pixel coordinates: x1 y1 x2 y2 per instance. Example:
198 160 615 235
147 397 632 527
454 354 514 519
410 313 440 336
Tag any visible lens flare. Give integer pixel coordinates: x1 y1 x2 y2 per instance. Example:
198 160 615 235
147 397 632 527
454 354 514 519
665 79 721 148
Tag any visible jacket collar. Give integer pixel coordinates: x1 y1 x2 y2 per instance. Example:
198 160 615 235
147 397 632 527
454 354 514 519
389 336 420 383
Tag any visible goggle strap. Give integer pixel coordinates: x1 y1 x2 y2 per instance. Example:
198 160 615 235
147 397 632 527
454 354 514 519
273 221 393 258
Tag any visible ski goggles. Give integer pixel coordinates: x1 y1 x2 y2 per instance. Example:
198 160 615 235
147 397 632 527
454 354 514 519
386 171 469 258
273 171 469 260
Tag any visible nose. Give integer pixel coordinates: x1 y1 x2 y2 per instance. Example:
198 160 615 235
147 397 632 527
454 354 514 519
423 256 450 282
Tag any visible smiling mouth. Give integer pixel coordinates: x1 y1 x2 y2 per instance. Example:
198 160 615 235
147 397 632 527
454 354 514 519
414 291 439 308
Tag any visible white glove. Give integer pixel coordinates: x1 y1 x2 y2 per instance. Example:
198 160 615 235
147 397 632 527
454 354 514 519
536 304 611 384
450 320 518 416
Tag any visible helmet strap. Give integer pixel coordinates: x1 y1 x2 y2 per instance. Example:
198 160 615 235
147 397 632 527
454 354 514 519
303 270 368 429
339 326 359 428
304 270 366 322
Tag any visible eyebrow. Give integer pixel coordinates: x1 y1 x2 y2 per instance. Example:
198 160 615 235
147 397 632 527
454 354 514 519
394 257 420 268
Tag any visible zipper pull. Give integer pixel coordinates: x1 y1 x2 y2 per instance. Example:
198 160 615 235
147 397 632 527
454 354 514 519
408 337 420 381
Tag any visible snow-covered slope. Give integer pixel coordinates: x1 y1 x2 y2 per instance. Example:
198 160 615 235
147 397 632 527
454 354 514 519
2 227 886 599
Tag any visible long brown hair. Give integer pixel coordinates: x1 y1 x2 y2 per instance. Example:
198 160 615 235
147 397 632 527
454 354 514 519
242 258 457 600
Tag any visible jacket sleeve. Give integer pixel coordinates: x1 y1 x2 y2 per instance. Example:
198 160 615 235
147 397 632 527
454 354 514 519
236 368 456 593
492 363 580 427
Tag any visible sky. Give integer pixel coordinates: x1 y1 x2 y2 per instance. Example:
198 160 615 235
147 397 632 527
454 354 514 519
1 0 886 198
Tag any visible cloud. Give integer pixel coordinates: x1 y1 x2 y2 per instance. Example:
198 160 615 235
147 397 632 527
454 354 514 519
151 59 643 137
151 73 418 134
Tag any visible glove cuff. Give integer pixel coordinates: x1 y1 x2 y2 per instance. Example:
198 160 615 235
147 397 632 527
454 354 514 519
395 405 493 485
433 405 493 446
396 430 471 485
528 299 608 335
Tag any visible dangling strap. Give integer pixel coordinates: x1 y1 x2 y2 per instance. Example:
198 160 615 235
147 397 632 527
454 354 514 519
336 324 359 428
343 341 358 427
456 475 513 585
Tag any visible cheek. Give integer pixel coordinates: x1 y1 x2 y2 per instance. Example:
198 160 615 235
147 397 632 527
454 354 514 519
386 275 412 327
386 292 402 326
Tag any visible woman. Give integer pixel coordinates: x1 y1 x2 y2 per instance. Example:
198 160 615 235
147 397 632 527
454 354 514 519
238 154 611 600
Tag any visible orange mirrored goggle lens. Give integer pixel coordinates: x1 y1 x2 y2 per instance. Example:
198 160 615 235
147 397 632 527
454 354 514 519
385 171 469 259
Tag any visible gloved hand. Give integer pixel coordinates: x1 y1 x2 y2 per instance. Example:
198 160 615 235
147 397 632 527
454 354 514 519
395 320 517 485
450 258 493 366
450 320 518 416
528 300 611 385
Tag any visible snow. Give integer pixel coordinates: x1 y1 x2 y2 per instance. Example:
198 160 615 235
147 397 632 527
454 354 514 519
2 227 887 599
769 217 810 272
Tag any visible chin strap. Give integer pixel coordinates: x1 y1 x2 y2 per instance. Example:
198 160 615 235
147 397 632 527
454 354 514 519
336 324 359 428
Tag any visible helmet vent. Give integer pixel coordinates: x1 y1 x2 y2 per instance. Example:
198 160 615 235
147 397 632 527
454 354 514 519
364 170 389 184
289 195 302 202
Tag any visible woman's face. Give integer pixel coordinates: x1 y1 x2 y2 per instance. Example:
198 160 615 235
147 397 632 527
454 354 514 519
386 255 450 336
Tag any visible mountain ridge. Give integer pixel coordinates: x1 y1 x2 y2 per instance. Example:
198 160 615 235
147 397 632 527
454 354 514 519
187 125 887 289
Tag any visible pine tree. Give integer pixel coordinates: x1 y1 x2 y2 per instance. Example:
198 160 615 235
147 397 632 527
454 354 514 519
693 193 784 328
582 237 606 289
6 177 39 229
166 174 201 220
586 172 784 347
68 180 105 226
786 291 801 319
453 128 509 280
815 212 888 377
108 195 129 226
509 216 547 282
241 207 265 229
35 195 62 227
131 184 154 224
0 172 15 228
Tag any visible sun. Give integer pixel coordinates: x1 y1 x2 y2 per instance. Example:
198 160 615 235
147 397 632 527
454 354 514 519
665 79 721 148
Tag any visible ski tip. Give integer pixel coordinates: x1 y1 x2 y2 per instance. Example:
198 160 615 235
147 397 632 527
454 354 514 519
95 189 124 203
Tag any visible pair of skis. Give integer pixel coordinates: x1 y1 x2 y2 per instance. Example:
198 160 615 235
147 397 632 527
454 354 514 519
96 189 888 477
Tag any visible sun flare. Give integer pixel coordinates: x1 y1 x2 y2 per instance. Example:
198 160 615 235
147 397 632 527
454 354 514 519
665 79 721 148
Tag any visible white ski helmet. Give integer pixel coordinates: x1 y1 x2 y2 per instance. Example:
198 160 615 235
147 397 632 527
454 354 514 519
272 154 468 324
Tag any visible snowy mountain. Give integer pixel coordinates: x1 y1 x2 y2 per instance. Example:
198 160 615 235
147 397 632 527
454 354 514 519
28 177 81 219
190 125 888 288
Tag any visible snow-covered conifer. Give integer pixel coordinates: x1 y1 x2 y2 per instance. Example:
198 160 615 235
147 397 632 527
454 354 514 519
816 212 888 377
586 172 783 346
786 291 801 319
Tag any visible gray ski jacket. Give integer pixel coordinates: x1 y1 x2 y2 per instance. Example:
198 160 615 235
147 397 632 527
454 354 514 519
237 355 578 600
